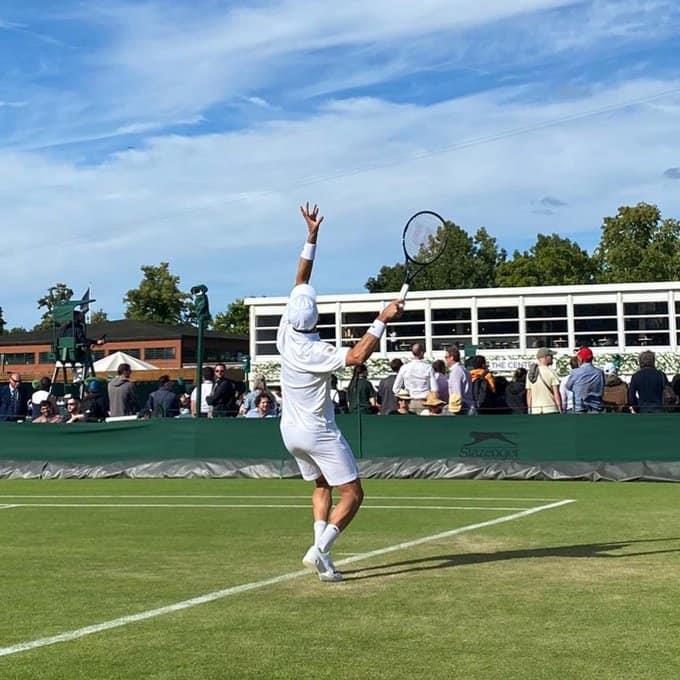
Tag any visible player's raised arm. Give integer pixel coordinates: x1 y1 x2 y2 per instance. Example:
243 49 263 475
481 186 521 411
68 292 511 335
346 300 404 366
296 202 324 286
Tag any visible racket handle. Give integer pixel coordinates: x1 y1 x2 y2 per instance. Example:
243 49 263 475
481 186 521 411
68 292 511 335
398 283 409 301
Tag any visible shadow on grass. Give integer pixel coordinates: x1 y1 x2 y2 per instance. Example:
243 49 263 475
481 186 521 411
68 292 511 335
344 537 680 580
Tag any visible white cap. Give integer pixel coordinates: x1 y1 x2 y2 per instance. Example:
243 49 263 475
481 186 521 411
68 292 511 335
287 284 318 331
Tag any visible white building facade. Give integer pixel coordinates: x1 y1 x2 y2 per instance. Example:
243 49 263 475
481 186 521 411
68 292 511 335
246 281 680 379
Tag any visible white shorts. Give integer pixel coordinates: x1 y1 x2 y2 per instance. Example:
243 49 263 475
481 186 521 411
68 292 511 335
280 425 359 487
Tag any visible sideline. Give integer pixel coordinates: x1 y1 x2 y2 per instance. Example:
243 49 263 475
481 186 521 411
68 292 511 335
0 495 564 501
3 503 533 511
0 499 574 658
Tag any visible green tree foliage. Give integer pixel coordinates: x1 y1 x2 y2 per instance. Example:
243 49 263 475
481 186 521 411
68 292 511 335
365 222 506 292
213 298 249 336
6 326 29 335
89 309 108 324
495 234 598 287
123 262 191 324
0 306 5 335
595 203 680 283
34 283 74 330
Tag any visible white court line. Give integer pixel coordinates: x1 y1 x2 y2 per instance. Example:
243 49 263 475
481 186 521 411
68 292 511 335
0 495 564 501
3 503 532 511
0 504 18 510
0 499 574 658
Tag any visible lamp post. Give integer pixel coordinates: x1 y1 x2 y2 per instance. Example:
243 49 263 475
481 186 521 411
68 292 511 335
191 285 210 417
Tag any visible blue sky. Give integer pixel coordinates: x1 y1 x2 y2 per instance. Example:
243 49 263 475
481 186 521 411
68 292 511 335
1 0 680 328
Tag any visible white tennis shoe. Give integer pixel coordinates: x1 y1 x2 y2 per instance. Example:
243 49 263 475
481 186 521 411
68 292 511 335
302 545 343 582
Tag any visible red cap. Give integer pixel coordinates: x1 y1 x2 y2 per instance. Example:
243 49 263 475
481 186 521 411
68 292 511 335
577 347 593 362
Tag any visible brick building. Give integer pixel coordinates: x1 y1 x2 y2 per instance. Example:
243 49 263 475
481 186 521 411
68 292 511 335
0 319 248 380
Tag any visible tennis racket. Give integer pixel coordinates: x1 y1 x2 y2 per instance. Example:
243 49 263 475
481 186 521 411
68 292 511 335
398 210 448 301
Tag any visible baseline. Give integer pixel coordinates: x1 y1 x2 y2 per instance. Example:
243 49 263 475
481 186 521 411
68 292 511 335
0 499 574 658
2 503 533 511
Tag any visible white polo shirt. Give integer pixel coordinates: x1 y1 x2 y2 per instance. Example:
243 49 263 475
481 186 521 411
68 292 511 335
277 287 349 432
393 359 437 399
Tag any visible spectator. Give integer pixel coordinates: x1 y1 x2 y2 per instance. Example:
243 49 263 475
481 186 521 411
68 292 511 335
565 347 604 413
468 355 496 413
245 393 276 418
505 367 527 414
0 372 28 422
377 359 403 416
239 374 278 416
32 400 61 424
62 397 85 423
559 356 579 413
81 380 109 421
628 351 669 414
206 363 237 417
178 393 192 417
392 343 438 415
347 364 377 414
108 363 138 417
671 373 680 412
602 363 628 413
142 375 180 418
526 348 562 415
30 376 58 419
392 389 416 415
330 374 348 415
191 366 214 417
444 346 473 415
432 359 449 404
419 392 445 416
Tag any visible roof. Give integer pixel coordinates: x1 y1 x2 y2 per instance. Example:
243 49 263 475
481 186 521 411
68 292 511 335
245 280 680 306
0 319 247 346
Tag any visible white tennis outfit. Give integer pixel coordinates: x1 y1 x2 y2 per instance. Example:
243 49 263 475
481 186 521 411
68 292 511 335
277 285 359 486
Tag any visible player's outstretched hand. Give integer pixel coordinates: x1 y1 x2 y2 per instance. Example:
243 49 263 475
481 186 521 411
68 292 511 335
300 202 324 239
379 300 404 323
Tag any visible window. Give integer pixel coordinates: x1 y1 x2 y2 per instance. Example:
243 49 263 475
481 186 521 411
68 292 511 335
342 310 381 347
526 335 569 349
316 312 336 343
256 328 278 341
431 308 472 350
256 314 281 327
575 318 618 332
2 352 35 364
623 301 669 347
574 303 616 317
145 347 176 361
39 351 56 363
624 301 668 316
122 348 141 359
478 307 519 349
478 306 518 320
477 336 520 350
478 320 519 335
525 305 567 318
525 319 568 334
255 344 279 356
431 308 471 321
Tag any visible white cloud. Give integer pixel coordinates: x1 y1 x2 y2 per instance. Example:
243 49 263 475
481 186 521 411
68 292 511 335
1 76 679 328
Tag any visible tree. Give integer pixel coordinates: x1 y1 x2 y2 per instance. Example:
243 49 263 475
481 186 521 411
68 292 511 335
123 262 191 325
213 299 249 336
365 221 506 292
34 282 74 330
6 326 29 335
495 234 598 287
595 203 680 283
0 306 5 335
89 309 108 324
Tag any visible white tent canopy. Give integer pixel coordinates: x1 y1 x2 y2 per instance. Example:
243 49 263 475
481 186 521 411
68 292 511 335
93 351 158 372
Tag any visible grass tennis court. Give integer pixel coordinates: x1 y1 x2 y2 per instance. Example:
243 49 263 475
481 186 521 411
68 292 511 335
1 478 679 679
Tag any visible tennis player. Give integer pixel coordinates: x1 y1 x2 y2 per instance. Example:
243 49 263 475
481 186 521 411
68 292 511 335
277 202 403 582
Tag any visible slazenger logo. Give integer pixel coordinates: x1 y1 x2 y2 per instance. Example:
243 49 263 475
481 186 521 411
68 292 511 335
460 432 519 459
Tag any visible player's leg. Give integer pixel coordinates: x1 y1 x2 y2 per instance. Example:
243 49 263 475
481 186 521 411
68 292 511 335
312 475 332 545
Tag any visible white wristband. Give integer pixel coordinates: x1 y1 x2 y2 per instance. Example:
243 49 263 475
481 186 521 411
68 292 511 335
301 242 316 260
367 319 386 339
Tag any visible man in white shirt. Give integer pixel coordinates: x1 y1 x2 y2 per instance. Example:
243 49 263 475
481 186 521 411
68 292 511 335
392 342 437 414
277 202 403 582
526 348 562 415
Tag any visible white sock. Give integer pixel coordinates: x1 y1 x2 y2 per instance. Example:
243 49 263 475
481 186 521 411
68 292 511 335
313 520 327 546
317 523 340 553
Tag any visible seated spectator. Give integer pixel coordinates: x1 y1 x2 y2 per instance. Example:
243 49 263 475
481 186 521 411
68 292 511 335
191 366 214 417
347 364 377 414
32 400 61 424
565 347 603 413
602 363 628 412
559 356 579 413
432 359 449 404
628 351 669 414
63 397 86 423
245 393 276 418
469 355 496 413
142 375 180 418
419 392 446 416
526 348 561 415
505 367 527 414
239 374 278 416
391 389 416 415
81 380 109 421
30 376 58 419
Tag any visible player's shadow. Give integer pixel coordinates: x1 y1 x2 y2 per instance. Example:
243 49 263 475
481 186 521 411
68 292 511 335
343 537 680 580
